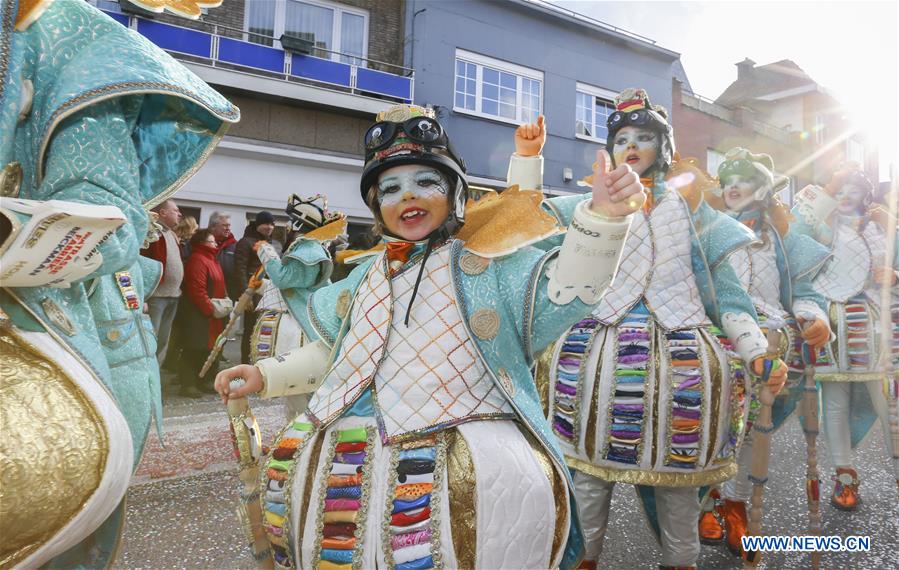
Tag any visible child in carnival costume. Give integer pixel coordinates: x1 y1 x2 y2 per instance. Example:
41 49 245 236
524 89 787 570
791 164 899 509
695 147 832 556
0 0 238 567
252 193 349 418
214 103 645 570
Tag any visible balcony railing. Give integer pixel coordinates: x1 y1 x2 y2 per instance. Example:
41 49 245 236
102 10 414 103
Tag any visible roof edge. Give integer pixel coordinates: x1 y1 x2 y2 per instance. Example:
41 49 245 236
511 0 681 60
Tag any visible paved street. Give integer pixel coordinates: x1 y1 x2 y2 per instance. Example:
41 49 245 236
117 345 899 569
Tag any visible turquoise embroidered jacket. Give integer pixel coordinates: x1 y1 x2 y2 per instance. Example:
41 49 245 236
0 0 238 553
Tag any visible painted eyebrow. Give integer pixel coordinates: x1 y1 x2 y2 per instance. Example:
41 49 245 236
379 176 400 186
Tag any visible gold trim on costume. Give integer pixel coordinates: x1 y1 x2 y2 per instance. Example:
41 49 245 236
446 430 477 570
566 455 738 488
534 344 554 417
0 329 109 568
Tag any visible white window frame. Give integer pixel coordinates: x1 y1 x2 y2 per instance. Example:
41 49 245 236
846 138 865 166
244 0 369 63
453 49 544 126
814 114 826 145
575 82 617 144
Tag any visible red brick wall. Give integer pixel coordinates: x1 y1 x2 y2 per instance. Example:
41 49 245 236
671 79 806 183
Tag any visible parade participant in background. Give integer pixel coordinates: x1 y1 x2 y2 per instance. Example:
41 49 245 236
697 147 832 557
214 104 643 570
525 89 786 570
142 199 185 364
234 210 282 363
251 194 348 418
791 164 899 508
0 0 238 566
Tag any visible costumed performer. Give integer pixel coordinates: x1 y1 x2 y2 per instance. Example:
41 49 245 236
0 0 238 567
791 163 899 509
527 88 787 570
252 193 350 418
695 147 832 556
213 103 644 570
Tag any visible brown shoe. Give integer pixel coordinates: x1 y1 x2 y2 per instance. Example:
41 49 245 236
576 561 597 570
723 499 748 557
830 468 861 511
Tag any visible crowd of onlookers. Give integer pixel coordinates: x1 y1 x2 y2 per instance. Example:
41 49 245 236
141 200 281 398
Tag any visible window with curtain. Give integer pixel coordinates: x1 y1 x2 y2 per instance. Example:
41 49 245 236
247 0 276 46
453 49 543 125
575 83 616 142
245 0 368 64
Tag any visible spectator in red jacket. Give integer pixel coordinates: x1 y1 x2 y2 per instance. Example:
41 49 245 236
140 199 183 364
180 229 232 397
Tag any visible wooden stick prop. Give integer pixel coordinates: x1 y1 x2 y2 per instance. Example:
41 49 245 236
744 327 783 568
200 266 265 378
799 322 822 570
227 379 274 568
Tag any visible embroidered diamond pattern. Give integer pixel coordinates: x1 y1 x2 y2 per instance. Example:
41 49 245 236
745 232 786 319
643 194 708 329
374 247 512 438
815 225 872 303
595 211 652 324
308 256 392 422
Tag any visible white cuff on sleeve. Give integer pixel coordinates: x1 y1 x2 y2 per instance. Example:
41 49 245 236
507 153 544 191
794 185 837 228
256 241 280 266
256 339 332 398
721 312 769 364
546 199 631 305
791 299 836 342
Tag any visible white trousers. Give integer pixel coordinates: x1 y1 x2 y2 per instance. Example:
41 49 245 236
821 380 899 478
573 471 701 567
722 433 755 502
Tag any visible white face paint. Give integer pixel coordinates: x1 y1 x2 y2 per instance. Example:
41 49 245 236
721 174 759 212
377 165 451 241
834 183 867 215
612 126 659 176
377 167 448 207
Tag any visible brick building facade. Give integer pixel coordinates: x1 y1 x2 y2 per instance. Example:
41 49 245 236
672 59 879 200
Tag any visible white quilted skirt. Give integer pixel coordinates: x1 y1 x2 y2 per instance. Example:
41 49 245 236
260 416 567 570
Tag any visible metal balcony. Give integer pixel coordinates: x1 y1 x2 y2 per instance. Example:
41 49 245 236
102 10 414 107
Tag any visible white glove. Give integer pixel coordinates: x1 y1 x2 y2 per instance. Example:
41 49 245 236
211 297 234 319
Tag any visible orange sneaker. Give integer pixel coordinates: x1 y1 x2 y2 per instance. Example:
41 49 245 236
830 468 861 511
722 499 748 557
